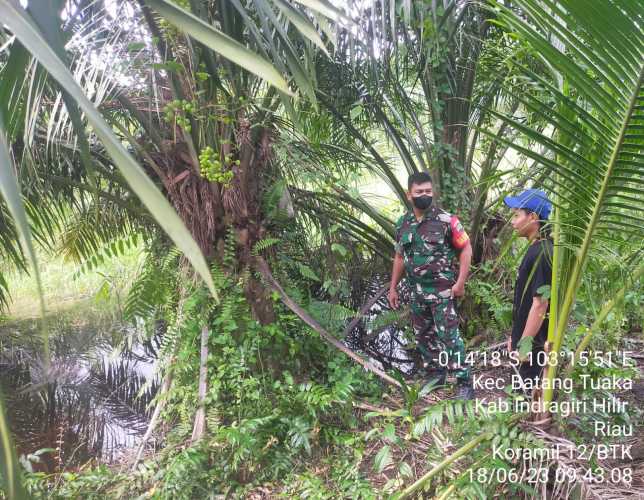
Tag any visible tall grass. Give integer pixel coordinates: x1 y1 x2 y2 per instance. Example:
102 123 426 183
1 244 143 320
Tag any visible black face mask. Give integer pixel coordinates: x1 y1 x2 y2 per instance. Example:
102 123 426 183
412 195 432 210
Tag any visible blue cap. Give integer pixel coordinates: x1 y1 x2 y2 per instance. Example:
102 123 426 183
503 189 552 220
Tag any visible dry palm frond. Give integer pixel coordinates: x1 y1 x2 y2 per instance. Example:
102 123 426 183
526 427 644 500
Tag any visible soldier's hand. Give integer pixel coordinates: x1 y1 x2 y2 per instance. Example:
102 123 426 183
388 288 399 309
451 281 465 298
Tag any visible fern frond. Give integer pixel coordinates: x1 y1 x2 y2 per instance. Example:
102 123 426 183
72 233 140 278
210 260 228 290
161 247 182 270
58 199 137 264
306 300 356 333
157 322 180 364
124 251 177 322
252 237 280 255
366 309 405 332
206 407 221 431
412 400 478 439
124 268 157 321
297 263 320 282
222 228 237 269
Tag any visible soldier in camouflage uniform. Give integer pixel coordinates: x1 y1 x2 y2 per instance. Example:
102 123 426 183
388 172 474 399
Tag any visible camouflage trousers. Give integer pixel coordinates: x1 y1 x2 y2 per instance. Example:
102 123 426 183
410 296 470 383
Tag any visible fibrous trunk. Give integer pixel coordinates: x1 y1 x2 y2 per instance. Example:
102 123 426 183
148 117 276 324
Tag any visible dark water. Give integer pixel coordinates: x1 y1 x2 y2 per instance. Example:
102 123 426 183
0 319 159 471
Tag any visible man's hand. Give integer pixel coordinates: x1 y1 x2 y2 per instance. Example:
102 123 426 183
453 241 471 298
389 253 404 310
451 281 465 298
388 288 400 309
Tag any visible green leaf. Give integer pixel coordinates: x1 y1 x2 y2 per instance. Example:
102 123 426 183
0 390 28 500
151 61 184 73
0 118 48 357
291 0 348 23
398 461 413 479
250 0 317 107
127 41 146 52
28 1 100 198
0 40 30 141
0 0 218 302
94 280 111 304
418 379 441 397
272 0 330 56
144 0 293 96
373 444 391 473
517 336 534 359
297 263 320 281
331 242 347 257
536 284 551 299
382 423 397 443
412 419 426 439
364 427 380 441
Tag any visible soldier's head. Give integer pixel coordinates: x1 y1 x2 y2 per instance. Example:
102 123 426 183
503 189 552 238
407 172 434 211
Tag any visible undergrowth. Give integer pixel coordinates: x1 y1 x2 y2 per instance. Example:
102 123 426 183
20 242 383 498
10 240 642 499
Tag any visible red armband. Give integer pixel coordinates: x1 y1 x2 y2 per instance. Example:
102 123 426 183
450 215 470 249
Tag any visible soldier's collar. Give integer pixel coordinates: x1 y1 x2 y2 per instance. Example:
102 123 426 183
408 206 438 222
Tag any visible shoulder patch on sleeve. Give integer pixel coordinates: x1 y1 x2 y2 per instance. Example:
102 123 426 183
450 215 470 249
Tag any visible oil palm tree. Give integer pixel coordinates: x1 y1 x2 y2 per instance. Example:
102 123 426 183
326 0 492 206
313 0 557 264
0 0 347 314
0 0 342 489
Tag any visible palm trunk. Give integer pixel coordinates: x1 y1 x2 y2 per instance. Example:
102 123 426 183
191 325 210 442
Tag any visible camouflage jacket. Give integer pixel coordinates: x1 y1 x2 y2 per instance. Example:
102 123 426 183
394 206 469 296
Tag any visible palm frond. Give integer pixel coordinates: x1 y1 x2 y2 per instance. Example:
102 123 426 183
489 0 643 406
0 0 219 301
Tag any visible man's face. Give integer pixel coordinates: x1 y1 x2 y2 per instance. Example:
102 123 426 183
407 182 433 202
510 208 538 237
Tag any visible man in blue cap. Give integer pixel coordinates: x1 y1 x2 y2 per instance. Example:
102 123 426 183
503 189 553 385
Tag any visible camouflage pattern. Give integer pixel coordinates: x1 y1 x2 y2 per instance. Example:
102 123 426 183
394 206 470 382
394 207 466 296
410 297 469 382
